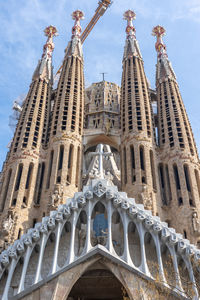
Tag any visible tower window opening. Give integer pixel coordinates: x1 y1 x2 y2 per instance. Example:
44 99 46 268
1 169 12 212
14 164 23 191
11 198 17 207
195 169 200 198
130 145 136 183
158 163 167 205
123 147 127 184
139 146 145 171
46 150 54 189
184 164 191 192
75 146 80 187
33 218 37 227
25 163 34 189
183 230 187 239
23 197 27 205
173 164 181 190
58 145 64 170
36 162 45 205
178 197 183 206
18 228 22 239
150 150 157 191
165 165 172 202
67 144 74 184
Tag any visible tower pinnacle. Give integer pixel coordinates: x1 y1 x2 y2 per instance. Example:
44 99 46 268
42 25 58 59
71 10 84 38
33 25 58 82
152 25 167 58
123 10 136 39
152 25 176 80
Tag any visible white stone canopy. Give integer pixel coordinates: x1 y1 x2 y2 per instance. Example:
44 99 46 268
0 175 200 299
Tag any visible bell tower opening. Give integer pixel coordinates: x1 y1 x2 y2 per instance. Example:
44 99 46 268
67 268 129 300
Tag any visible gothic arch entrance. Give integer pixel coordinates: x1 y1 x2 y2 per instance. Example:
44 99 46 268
67 268 129 300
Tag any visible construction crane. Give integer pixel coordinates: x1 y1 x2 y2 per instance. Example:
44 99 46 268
54 0 112 81
80 0 111 43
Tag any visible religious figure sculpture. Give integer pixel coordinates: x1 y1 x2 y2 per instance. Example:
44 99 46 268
192 212 200 233
2 213 14 236
139 185 153 211
50 189 60 207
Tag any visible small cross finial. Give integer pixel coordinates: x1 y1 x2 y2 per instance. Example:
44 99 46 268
100 72 107 81
71 10 85 38
152 25 166 54
123 10 136 38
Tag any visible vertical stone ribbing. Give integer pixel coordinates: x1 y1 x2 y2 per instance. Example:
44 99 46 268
153 25 200 244
120 11 159 214
0 26 57 248
41 11 85 210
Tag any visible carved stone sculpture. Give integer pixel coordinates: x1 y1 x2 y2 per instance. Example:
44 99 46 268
50 189 61 207
192 212 200 233
2 214 14 236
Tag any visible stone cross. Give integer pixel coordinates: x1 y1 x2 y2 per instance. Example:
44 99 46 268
90 144 112 179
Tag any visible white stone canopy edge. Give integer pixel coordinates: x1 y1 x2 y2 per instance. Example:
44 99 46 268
0 178 200 300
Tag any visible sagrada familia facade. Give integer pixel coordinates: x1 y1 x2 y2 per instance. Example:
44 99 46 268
0 3 200 300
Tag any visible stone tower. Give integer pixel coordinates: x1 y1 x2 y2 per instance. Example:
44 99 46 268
41 10 85 209
120 11 159 214
152 25 200 244
0 26 58 247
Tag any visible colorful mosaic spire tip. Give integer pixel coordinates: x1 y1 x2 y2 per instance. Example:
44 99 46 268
44 25 58 38
152 25 166 38
123 10 136 38
152 25 167 54
71 10 85 38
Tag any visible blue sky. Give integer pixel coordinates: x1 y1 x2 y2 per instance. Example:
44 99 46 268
0 0 200 169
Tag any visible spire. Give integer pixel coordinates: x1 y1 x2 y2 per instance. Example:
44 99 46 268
71 10 84 38
123 10 142 59
124 10 136 39
65 10 84 58
33 25 58 82
152 25 176 80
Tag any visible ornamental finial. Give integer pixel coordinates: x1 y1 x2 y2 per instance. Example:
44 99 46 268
152 25 167 56
123 10 136 38
42 25 58 58
71 10 85 38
